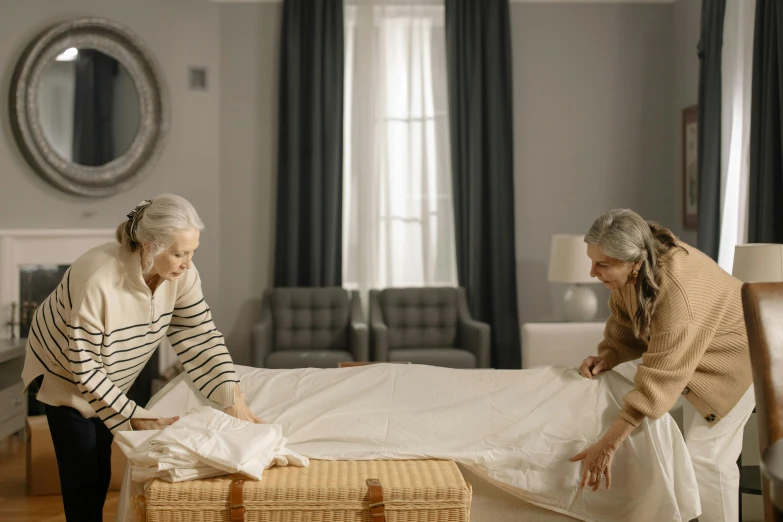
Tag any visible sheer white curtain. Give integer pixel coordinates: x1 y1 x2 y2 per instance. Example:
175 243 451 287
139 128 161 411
717 0 755 272
342 0 457 294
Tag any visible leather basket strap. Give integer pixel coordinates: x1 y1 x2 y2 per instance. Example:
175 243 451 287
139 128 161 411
230 478 245 522
366 478 386 521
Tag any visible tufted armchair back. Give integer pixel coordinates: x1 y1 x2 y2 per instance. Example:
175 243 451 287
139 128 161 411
375 287 458 349
270 287 351 351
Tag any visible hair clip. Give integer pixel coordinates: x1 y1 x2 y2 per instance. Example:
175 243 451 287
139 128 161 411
127 199 153 220
127 199 153 242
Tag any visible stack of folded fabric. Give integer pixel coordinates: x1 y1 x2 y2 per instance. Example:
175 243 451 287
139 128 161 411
115 406 308 482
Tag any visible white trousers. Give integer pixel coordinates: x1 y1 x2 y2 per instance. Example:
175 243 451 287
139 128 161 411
684 385 756 522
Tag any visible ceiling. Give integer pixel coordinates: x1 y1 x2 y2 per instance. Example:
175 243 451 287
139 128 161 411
204 0 675 3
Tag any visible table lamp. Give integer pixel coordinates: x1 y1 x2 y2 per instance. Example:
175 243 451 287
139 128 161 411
732 244 783 282
548 234 598 322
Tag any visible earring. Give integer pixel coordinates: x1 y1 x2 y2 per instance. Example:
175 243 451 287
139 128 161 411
631 268 639 278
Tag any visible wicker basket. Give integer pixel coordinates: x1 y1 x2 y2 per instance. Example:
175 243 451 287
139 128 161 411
144 459 472 522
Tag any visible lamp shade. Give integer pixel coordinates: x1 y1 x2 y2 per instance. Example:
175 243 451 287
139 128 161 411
732 243 783 282
548 234 594 284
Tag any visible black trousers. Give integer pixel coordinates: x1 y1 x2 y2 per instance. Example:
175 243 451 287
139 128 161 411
45 403 114 522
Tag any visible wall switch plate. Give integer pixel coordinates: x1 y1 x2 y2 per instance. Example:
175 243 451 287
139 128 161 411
189 67 207 90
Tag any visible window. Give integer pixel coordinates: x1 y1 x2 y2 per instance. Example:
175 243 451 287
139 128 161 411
342 2 457 291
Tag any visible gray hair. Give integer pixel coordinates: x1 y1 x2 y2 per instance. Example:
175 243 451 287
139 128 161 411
584 209 653 265
584 209 681 339
116 193 204 273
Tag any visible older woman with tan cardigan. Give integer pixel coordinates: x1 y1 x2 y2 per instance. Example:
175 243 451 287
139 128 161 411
571 208 754 522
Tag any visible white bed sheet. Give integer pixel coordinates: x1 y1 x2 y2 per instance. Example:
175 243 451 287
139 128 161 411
116 364 699 522
461 464 580 521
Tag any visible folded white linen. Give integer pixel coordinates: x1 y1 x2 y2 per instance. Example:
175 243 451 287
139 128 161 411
117 365 700 522
115 405 308 482
131 464 226 483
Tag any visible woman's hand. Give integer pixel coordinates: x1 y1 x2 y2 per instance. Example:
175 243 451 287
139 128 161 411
570 438 617 491
224 402 264 423
223 383 265 424
570 416 635 491
578 356 608 379
130 416 179 431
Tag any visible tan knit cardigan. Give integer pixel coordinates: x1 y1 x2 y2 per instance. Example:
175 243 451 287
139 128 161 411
598 242 753 428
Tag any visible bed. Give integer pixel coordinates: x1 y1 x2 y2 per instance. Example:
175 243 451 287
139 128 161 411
459 465 585 521
115 368 598 522
116 367 699 521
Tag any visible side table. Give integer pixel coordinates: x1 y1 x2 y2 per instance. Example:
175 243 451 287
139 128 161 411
0 338 26 442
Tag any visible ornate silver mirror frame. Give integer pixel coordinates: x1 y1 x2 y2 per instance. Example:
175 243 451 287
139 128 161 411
9 18 168 197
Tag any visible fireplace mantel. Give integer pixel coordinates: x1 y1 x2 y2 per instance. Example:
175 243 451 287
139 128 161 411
0 229 115 340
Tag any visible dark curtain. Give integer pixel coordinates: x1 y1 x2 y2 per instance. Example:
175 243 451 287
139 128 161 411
748 0 783 243
696 0 725 260
72 50 117 166
274 0 344 287
445 0 520 369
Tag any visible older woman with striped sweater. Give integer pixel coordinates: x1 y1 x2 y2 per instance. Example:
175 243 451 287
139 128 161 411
20 194 260 522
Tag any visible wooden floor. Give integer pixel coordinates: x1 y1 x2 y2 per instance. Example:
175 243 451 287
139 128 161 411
0 434 119 522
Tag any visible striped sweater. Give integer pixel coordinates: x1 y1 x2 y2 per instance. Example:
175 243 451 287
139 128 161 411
598 242 753 428
21 242 238 432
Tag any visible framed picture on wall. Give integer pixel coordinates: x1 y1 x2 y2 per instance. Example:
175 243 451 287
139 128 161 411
682 105 698 229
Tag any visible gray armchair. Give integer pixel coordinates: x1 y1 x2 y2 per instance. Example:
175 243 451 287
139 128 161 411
370 287 490 368
251 287 368 368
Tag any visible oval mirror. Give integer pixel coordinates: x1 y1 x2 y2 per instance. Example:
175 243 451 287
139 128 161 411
10 19 167 197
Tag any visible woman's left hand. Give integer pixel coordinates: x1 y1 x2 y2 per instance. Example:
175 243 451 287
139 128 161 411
223 384 265 424
569 416 635 491
570 439 617 491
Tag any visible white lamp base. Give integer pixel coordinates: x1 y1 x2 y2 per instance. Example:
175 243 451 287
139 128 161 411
562 284 598 322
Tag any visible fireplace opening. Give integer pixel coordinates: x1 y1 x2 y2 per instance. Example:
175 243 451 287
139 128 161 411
19 264 70 339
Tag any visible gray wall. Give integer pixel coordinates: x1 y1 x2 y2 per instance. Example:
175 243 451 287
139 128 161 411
0 0 224 315
1 0 702 366
672 0 700 247
0 0 281 365
511 3 678 324
218 3 280 365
